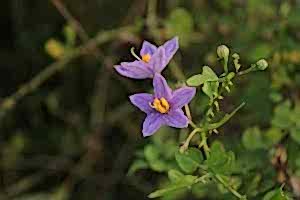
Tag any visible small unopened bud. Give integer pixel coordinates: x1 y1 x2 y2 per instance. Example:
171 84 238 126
217 45 230 59
45 39 65 59
256 59 268 70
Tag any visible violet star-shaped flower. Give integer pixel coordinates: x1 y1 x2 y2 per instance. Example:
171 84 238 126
114 37 179 79
129 73 196 137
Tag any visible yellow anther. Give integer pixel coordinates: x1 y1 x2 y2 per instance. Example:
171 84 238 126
160 97 170 111
142 54 151 63
151 97 170 114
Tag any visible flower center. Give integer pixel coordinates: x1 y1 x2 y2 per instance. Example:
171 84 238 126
150 97 170 114
142 54 151 63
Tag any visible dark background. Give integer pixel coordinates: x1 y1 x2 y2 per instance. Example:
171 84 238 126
0 0 300 199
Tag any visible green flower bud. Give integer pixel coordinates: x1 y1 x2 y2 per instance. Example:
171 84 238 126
256 59 268 70
217 45 230 59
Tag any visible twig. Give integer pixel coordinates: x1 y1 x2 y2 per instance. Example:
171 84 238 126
51 0 104 60
51 0 89 40
0 26 133 120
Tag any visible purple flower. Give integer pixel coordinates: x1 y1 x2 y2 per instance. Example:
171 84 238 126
129 73 196 137
114 37 179 79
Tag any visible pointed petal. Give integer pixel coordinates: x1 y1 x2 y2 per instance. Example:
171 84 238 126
114 61 153 79
129 93 154 113
142 113 163 137
153 73 172 99
149 47 167 73
170 87 196 109
163 37 179 63
140 40 157 56
163 109 188 128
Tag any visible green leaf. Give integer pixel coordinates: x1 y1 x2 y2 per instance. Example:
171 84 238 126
144 144 160 162
175 147 203 173
127 159 148 175
187 66 218 86
161 188 187 200
165 8 193 47
242 127 265 150
287 9 300 26
205 141 236 175
264 127 285 147
187 74 205 86
263 188 291 200
202 66 218 81
290 104 300 144
216 175 242 195
168 169 184 182
201 66 219 99
149 160 169 172
148 175 197 198
144 144 168 172
290 128 300 144
272 101 293 129
202 81 219 100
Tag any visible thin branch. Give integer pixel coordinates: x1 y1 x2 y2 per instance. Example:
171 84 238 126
51 0 89 40
0 26 134 120
51 0 104 60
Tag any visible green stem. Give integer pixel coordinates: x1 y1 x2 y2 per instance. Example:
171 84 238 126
180 128 201 153
194 173 212 184
237 65 255 76
200 132 210 158
189 120 198 129
181 102 245 154
215 174 247 199
224 57 229 74
185 104 198 129
184 104 192 120
206 102 245 130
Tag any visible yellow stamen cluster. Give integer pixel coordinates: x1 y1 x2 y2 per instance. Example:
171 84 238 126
142 54 151 63
150 97 170 114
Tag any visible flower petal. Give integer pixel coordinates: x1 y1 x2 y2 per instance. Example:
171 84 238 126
140 40 157 56
163 109 188 128
129 93 154 113
142 113 163 137
170 87 196 109
149 47 167 74
163 37 179 64
153 73 172 99
114 61 153 79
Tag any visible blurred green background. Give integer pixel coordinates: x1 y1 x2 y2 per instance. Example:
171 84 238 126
0 0 300 199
